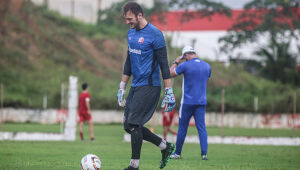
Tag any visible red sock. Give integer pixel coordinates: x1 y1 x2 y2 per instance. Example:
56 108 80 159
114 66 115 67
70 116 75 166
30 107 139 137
80 132 84 140
91 137 95 141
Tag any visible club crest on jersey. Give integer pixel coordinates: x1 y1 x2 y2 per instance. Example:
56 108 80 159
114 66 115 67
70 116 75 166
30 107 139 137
138 37 144 44
129 37 131 40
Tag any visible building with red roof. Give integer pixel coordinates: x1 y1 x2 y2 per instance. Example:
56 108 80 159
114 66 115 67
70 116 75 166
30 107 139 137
151 9 299 63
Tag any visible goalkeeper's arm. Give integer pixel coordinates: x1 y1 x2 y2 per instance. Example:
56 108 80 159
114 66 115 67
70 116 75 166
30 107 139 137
117 51 131 107
155 46 172 88
121 50 131 88
155 46 175 112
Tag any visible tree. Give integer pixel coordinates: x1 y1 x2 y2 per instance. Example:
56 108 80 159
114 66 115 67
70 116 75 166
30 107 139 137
255 38 300 85
168 0 231 22
220 0 300 51
96 0 169 37
96 0 231 36
219 0 300 85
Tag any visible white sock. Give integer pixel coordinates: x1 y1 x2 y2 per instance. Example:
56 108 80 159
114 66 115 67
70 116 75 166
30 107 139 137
130 159 139 168
159 139 167 150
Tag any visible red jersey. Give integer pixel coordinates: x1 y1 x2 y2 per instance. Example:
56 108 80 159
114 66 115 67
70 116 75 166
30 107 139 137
78 91 90 115
162 107 175 126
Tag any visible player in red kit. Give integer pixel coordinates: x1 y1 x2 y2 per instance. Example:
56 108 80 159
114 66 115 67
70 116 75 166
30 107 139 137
162 106 177 140
78 83 95 141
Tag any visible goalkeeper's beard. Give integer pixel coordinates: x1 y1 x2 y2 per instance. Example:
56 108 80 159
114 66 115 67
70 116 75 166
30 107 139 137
130 19 140 29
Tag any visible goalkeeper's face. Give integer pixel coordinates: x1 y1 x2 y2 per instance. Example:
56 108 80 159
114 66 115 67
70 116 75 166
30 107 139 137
124 11 140 29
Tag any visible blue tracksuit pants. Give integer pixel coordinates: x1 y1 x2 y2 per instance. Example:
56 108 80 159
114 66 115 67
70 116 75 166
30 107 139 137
175 104 207 155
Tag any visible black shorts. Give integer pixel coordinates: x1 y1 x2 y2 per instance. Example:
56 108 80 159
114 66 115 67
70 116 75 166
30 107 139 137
124 86 161 130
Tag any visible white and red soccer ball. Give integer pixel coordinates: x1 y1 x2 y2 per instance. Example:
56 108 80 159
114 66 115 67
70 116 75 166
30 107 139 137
81 154 101 170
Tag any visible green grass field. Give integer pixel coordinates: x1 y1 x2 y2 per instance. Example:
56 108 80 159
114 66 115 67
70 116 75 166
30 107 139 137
1 123 300 170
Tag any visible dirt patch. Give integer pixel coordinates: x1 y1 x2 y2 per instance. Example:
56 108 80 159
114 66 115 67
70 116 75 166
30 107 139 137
78 37 122 71
8 0 25 14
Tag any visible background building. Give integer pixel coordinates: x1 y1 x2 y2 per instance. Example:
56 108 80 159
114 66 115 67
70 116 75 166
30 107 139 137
31 0 154 24
31 0 299 63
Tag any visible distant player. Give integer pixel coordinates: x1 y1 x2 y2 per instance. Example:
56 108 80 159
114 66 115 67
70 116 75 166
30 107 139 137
162 106 177 140
117 2 176 170
169 46 211 160
78 83 95 141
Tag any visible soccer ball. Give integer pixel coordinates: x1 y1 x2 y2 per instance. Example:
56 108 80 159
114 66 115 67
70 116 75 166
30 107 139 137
81 154 101 170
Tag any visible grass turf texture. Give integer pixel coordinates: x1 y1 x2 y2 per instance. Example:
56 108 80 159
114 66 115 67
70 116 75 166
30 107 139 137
0 123 300 170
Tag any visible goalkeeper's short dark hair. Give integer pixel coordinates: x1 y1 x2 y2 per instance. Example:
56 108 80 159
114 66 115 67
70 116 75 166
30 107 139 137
122 1 143 17
82 83 88 90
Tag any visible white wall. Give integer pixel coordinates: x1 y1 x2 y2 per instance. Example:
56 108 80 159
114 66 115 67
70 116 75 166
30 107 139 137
164 31 300 63
2 108 300 129
31 0 154 24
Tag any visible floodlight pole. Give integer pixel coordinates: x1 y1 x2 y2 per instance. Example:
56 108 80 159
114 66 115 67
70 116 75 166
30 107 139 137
60 83 65 134
221 88 225 137
254 96 258 112
97 0 102 10
43 0 48 8
0 84 3 129
1 84 3 118
43 94 47 110
293 91 297 136
71 0 75 18
61 83 65 109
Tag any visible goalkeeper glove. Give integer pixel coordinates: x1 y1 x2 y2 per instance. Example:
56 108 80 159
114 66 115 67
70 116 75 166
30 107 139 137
161 87 176 112
117 81 126 107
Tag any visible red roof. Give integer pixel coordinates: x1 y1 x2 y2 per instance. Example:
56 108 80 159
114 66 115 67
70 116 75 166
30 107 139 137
150 10 242 31
150 9 300 31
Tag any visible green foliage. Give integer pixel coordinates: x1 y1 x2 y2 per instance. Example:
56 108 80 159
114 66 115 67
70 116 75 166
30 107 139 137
163 0 232 26
1 2 300 113
256 38 300 85
169 0 231 18
0 2 122 109
96 0 129 36
219 0 300 86
220 0 300 51
38 8 101 37
206 62 300 113
96 0 169 36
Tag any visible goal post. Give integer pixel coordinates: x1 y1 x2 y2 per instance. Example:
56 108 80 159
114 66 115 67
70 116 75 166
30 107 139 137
64 75 78 141
0 76 78 141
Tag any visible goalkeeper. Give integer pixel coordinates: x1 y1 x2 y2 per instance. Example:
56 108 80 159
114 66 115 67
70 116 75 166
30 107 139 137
117 2 176 170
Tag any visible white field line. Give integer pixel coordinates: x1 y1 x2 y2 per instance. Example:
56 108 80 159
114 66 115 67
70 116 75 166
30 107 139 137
0 132 64 141
123 134 300 146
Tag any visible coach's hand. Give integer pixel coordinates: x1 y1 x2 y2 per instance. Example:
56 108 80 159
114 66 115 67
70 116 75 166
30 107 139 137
161 87 176 112
117 81 127 107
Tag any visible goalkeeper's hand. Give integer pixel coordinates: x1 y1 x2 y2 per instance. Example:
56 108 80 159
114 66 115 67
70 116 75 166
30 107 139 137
161 87 176 112
117 81 127 107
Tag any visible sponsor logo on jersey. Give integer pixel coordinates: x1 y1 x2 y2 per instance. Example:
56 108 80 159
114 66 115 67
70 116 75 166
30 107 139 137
138 37 144 44
129 47 141 55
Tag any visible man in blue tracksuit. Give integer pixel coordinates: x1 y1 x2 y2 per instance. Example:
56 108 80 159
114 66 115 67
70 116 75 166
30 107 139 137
169 46 211 160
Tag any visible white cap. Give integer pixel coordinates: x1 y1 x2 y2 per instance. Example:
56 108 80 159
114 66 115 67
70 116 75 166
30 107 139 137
181 46 196 59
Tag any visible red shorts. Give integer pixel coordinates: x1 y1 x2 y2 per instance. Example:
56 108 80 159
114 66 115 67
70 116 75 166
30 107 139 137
162 111 175 126
79 113 91 122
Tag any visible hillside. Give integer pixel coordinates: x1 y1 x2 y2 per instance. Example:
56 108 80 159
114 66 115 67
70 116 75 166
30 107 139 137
0 1 126 109
0 1 299 112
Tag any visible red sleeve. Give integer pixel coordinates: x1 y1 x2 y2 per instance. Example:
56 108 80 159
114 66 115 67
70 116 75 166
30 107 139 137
85 93 91 101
